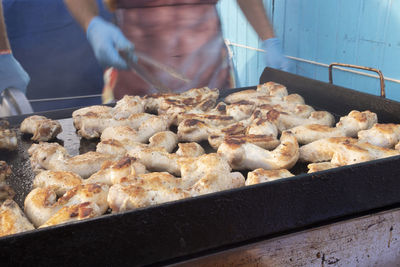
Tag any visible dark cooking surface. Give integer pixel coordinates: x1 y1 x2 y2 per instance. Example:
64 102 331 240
0 118 97 207
1 111 317 208
1 68 400 266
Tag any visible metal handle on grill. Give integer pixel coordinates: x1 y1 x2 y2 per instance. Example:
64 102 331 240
328 63 386 98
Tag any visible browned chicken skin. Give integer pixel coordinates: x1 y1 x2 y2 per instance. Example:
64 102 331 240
0 119 17 151
0 199 35 237
20 115 62 142
24 183 109 228
0 161 15 203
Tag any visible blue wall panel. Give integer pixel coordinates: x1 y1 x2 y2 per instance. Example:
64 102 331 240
218 0 400 101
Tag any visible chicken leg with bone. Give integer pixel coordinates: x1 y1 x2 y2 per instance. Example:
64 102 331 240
33 171 83 196
20 115 62 142
97 130 178 158
290 110 378 145
224 82 289 104
111 95 145 119
100 115 173 144
266 109 335 133
299 137 400 166
217 131 299 171
28 142 114 178
73 108 169 139
24 183 109 227
84 156 146 185
108 153 245 212
358 123 400 148
73 94 145 129
0 199 35 237
107 172 191 212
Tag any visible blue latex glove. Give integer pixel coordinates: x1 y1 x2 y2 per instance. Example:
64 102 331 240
0 53 30 94
261 38 294 72
86 16 135 69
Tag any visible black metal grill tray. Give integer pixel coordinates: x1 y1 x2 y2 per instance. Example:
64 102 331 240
1 68 400 266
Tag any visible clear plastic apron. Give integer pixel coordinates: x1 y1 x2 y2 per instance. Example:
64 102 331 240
103 0 234 101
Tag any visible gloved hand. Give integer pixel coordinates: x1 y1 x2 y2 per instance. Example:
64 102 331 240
0 53 30 94
86 16 135 69
261 38 294 72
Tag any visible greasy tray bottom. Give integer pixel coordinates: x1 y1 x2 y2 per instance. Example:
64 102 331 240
0 118 94 206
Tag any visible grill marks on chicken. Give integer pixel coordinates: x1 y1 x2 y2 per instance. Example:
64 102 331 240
20 115 62 142
176 89 334 151
177 117 245 143
0 120 17 151
24 183 109 228
178 111 282 150
145 87 219 114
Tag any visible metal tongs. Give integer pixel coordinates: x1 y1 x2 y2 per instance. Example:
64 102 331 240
119 50 191 93
0 88 33 117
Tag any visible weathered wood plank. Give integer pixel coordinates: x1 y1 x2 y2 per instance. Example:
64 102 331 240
174 208 400 266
